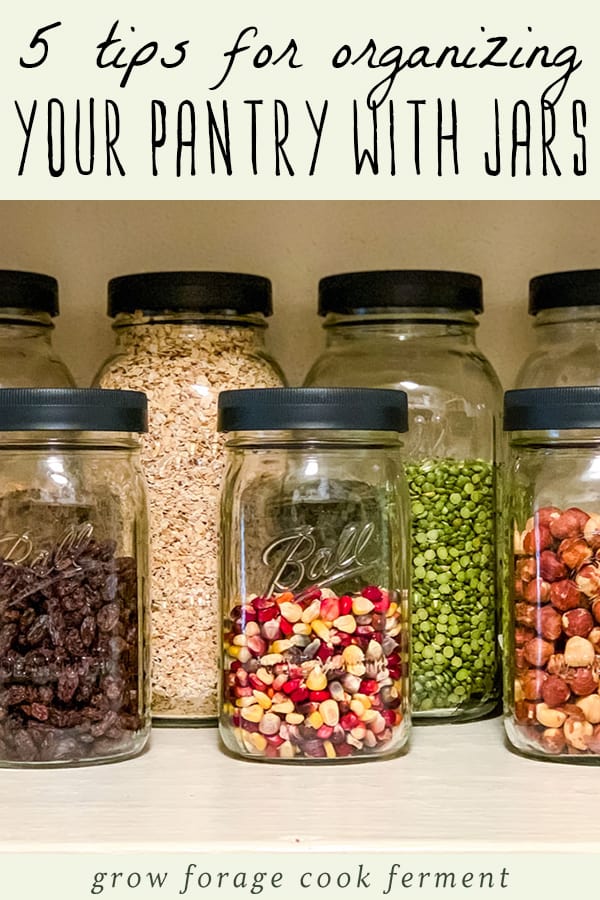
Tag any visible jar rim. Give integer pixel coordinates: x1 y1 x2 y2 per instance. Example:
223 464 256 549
0 388 148 433
218 387 408 433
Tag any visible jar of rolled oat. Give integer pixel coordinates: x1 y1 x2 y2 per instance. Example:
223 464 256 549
95 272 286 725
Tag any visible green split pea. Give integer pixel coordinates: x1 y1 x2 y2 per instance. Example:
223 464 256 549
406 459 497 716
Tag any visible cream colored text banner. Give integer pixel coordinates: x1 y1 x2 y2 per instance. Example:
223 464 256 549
0 0 596 198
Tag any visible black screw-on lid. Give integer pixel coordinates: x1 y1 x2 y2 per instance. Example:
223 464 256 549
504 387 600 431
0 389 148 432
0 270 59 316
108 271 272 317
529 269 600 315
318 270 483 316
218 387 408 433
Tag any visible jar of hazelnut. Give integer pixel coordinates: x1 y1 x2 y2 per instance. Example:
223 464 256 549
504 387 600 761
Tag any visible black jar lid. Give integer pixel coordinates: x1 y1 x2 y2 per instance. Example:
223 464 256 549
318 270 483 316
0 389 148 432
504 387 600 431
108 271 272 317
529 269 600 314
0 270 59 316
218 387 408 433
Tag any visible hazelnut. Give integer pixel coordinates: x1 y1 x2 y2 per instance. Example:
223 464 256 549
514 679 525 703
549 507 590 540
514 578 524 599
568 667 598 697
539 606 563 641
523 525 554 555
515 625 536 647
521 669 547 700
515 602 538 629
564 717 594 750
547 653 567 676
564 636 596 668
550 579 586 612
588 627 600 652
514 700 538 724
515 647 527 671
516 557 537 583
561 703 587 721
540 727 566 754
522 578 551 605
562 608 594 638
584 514 600 551
587 724 600 752
575 564 600 598
524 637 554 667
535 703 567 728
592 600 600 624
558 537 592 570
576 694 600 724
538 551 568 583
536 507 562 528
541 674 570 707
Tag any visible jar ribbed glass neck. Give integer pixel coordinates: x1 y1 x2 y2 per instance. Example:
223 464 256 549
0 309 54 331
112 310 267 330
322 309 478 339
533 306 600 327
112 311 268 351
226 429 404 449
0 431 140 450
510 429 600 448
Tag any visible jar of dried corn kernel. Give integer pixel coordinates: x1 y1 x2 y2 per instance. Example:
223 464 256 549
218 387 411 762
95 272 285 725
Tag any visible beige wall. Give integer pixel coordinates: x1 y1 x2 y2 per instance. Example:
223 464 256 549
0 201 598 388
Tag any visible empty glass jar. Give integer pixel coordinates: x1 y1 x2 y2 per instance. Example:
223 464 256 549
0 389 150 767
218 387 411 762
0 270 74 387
516 269 600 388
504 387 600 761
304 270 502 720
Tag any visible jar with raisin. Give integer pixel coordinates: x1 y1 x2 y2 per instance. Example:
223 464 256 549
504 387 600 761
218 387 411 762
0 389 150 767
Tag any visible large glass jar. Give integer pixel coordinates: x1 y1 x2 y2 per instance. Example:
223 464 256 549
0 270 75 387
516 270 600 389
95 272 286 726
504 387 600 762
0 389 150 767
218 388 411 762
304 270 502 720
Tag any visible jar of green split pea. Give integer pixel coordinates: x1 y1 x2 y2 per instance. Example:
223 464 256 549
304 270 502 720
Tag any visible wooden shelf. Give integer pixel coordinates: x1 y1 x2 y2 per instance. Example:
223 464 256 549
3 716 600 853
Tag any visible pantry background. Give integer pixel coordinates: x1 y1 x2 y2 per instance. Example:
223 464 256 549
0 200 597 387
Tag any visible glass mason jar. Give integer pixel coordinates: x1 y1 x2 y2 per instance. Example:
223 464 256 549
304 270 502 720
504 387 600 761
218 387 411 763
95 272 286 726
516 270 600 388
0 389 150 767
0 270 75 387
